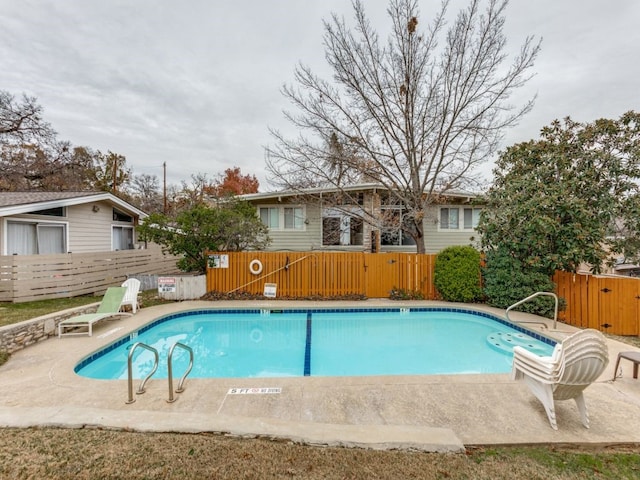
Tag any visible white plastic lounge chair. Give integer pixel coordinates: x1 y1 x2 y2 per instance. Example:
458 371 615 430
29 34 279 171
58 287 132 337
511 328 609 430
121 278 141 313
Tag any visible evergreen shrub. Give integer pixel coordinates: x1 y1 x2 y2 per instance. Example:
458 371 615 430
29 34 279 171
483 247 560 318
433 246 483 302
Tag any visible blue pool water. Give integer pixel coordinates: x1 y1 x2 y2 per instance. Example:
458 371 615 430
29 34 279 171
75 308 556 379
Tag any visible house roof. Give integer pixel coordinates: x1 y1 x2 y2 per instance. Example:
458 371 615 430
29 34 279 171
0 191 147 218
238 183 479 202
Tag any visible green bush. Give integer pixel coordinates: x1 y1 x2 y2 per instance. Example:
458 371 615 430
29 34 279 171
483 247 559 318
434 246 483 302
0 350 9 367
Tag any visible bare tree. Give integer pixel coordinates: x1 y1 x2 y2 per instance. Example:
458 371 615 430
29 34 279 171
266 0 539 253
130 173 163 213
0 91 55 145
0 91 100 191
0 142 98 192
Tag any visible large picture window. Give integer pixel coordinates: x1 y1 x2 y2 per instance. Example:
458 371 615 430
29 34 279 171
322 209 363 246
380 209 416 246
6 221 66 255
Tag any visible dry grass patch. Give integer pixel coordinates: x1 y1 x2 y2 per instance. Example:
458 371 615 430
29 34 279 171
0 428 639 479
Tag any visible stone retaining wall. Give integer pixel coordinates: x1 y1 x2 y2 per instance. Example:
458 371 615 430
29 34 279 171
0 304 99 353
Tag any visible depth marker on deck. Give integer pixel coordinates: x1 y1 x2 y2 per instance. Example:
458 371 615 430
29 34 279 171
227 387 282 395
217 387 282 414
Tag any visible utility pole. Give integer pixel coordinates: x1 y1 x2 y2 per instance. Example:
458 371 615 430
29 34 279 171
163 161 167 214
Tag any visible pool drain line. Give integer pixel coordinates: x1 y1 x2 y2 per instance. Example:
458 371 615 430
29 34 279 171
304 312 312 376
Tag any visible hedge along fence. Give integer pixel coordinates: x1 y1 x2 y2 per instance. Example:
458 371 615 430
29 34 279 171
206 251 438 299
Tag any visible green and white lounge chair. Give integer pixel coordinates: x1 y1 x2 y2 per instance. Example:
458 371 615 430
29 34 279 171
58 287 132 337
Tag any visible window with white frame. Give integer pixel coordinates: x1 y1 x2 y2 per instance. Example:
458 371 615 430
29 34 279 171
440 207 482 230
259 207 279 229
284 207 304 230
463 207 482 229
6 221 67 255
112 226 134 250
259 206 305 231
439 207 459 229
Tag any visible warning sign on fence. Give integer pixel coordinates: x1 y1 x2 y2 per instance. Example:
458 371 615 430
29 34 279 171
158 277 176 293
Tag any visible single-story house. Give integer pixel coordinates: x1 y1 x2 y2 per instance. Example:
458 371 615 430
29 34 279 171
0 191 147 255
238 183 483 253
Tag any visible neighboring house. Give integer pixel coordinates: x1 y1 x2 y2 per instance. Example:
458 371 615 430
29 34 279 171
238 184 483 253
0 191 147 255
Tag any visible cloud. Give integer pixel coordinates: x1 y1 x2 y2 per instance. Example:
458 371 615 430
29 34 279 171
1 0 638 189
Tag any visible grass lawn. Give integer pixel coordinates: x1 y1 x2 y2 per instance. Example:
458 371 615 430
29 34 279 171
0 289 173 327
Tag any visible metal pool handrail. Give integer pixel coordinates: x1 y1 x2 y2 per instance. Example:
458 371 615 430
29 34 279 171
166 342 194 403
125 342 159 404
505 292 558 330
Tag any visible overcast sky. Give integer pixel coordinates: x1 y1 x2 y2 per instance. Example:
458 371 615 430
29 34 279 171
1 0 639 190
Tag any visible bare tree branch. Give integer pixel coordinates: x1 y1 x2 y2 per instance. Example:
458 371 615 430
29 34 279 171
0 91 55 144
266 0 539 252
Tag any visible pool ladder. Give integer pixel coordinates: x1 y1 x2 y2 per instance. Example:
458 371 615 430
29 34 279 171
125 341 194 404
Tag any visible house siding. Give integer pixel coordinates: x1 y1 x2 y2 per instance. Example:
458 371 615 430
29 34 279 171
248 191 481 254
67 202 112 252
1 199 140 255
66 201 138 252
421 219 478 253
424 204 480 253
262 203 322 251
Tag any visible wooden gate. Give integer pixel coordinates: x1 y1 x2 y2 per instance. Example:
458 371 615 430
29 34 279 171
554 271 640 335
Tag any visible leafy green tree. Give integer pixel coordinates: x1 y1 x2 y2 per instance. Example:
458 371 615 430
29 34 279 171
139 201 270 273
478 111 640 274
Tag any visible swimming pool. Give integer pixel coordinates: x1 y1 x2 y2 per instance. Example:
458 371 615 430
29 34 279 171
75 308 556 379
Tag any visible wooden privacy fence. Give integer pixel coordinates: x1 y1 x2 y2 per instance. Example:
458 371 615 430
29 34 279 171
554 270 640 336
206 252 438 299
0 246 181 303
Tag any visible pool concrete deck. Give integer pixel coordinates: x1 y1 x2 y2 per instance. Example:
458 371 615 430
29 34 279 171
1 300 640 453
